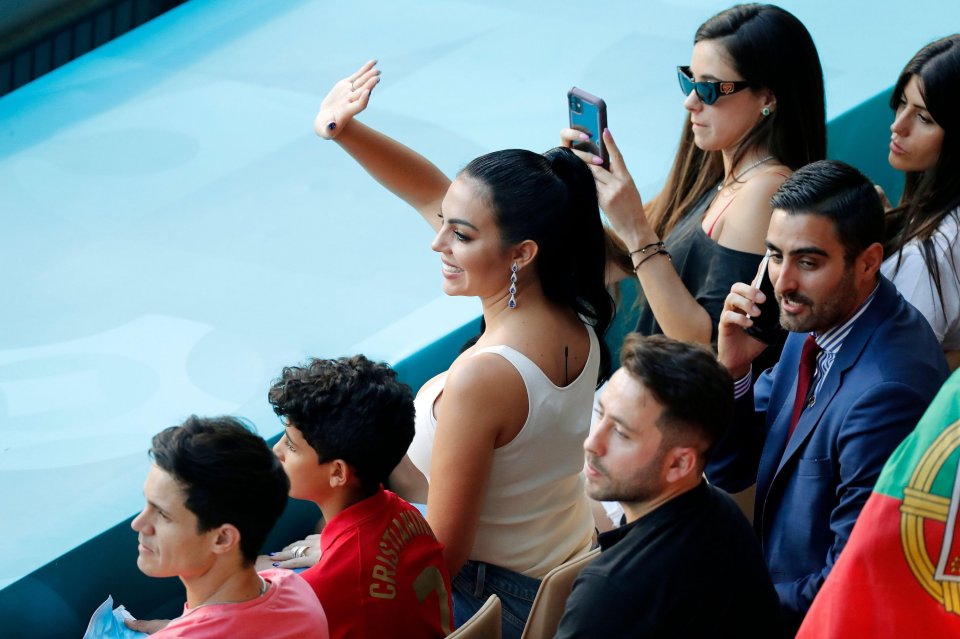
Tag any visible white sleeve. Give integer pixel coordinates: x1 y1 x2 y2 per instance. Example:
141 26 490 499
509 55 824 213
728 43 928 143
882 211 960 349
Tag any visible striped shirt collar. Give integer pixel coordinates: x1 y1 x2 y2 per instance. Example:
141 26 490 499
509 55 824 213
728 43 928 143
732 280 881 400
810 281 880 353
804 280 881 402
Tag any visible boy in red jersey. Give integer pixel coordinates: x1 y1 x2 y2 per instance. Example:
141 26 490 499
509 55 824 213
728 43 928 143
268 355 453 639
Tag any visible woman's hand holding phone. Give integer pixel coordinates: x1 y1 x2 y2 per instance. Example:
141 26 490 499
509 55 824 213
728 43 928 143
314 59 381 140
561 91 657 252
576 129 658 252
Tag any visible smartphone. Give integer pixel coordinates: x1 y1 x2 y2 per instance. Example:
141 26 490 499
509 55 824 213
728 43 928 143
744 251 783 344
567 87 608 169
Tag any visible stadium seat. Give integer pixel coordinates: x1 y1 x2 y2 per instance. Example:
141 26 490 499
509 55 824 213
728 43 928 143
520 548 601 639
447 594 501 639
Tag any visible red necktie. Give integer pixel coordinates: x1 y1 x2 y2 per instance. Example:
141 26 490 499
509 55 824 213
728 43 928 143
788 334 821 438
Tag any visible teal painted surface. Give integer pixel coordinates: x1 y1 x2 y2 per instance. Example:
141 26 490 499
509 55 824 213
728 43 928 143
1 0 953 635
0 518 188 638
603 277 642 367
0 321 480 639
0 99 920 637
392 318 482 392
0 71 919 639
0 483 321 639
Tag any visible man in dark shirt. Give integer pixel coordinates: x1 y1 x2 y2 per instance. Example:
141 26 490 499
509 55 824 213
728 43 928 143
555 334 781 638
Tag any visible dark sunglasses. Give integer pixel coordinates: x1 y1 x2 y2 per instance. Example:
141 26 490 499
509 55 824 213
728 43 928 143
677 66 751 105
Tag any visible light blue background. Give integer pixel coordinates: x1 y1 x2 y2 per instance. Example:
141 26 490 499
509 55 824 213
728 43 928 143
0 0 955 589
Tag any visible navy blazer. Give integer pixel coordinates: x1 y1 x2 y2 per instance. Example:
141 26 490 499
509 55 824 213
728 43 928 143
707 276 948 633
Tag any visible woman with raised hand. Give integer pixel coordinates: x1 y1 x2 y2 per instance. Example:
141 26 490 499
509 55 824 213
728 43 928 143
883 35 960 368
562 4 825 367
313 61 613 638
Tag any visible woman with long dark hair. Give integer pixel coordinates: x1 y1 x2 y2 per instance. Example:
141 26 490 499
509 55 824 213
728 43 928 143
882 35 960 368
312 61 613 638
562 4 825 363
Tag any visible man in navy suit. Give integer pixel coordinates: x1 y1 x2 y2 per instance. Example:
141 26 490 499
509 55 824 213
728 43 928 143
708 160 949 635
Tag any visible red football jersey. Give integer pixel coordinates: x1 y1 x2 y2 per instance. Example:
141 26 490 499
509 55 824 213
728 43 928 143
301 489 453 639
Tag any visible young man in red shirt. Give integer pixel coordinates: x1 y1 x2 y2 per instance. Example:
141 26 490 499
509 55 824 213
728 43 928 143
268 355 453 639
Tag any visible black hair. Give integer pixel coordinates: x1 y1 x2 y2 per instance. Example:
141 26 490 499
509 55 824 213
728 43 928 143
770 160 884 264
268 355 414 496
618 333 732 465
150 415 289 565
648 3 826 238
886 35 960 314
461 147 614 380
698 4 826 173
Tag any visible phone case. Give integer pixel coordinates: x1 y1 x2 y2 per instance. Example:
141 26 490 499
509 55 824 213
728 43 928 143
568 87 608 168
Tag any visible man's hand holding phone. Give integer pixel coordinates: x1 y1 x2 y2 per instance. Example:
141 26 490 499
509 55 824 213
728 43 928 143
743 251 784 345
718 274 777 380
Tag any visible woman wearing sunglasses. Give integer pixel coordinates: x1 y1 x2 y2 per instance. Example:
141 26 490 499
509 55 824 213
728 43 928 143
882 35 960 368
562 4 825 364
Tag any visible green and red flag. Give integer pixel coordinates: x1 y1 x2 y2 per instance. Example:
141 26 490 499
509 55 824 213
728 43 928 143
797 370 960 637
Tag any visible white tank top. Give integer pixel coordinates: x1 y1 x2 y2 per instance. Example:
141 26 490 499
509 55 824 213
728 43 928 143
407 325 598 579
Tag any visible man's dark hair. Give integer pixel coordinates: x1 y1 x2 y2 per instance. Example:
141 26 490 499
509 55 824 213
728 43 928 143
268 355 414 495
770 159 884 264
619 334 733 464
150 415 289 564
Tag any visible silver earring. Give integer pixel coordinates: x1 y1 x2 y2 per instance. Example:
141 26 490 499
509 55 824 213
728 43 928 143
762 107 771 117
508 262 518 308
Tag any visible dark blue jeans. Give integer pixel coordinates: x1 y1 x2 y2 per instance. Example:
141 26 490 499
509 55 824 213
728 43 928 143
453 560 541 639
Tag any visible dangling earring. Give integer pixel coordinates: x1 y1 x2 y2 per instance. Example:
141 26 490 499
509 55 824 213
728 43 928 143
762 107 771 117
508 262 518 309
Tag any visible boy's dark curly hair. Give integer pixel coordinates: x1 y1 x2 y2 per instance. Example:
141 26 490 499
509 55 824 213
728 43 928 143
268 355 415 495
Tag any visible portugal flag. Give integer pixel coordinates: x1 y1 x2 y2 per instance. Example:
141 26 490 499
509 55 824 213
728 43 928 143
797 371 960 637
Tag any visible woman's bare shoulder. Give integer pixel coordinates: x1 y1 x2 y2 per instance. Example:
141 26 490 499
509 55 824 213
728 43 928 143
445 348 525 402
440 349 528 445
716 167 791 253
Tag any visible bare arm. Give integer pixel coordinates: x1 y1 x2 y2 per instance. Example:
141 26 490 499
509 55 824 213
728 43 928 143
561 128 782 344
425 356 527 577
315 61 451 230
125 619 171 635
389 454 429 504
562 128 711 343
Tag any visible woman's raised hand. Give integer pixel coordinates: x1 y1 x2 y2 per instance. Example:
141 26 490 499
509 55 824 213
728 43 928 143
561 127 656 249
314 60 381 140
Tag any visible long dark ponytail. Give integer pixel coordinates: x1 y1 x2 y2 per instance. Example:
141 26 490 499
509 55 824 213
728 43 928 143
462 147 614 382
